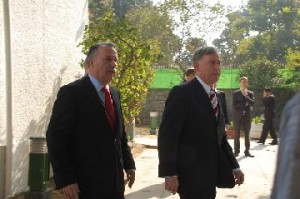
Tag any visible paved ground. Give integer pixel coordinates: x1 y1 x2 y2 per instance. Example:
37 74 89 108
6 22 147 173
125 135 278 199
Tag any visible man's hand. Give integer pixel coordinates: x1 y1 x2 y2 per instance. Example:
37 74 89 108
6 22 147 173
165 176 179 195
233 170 244 185
61 183 80 199
125 169 135 188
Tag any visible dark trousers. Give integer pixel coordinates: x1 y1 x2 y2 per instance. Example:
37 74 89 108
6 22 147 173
259 118 277 142
234 115 251 154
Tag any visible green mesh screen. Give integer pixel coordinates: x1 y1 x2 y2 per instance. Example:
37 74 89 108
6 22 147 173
151 69 240 89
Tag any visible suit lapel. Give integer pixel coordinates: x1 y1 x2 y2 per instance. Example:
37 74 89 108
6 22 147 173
190 79 225 146
81 76 105 111
191 79 217 123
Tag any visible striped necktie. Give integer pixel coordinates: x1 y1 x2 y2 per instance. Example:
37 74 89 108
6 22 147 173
210 89 219 119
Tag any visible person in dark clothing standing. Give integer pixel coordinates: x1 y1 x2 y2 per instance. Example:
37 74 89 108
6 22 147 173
257 88 278 145
232 76 255 157
46 42 135 199
158 46 244 199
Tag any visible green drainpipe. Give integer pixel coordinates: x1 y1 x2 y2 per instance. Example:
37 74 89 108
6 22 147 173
150 112 158 135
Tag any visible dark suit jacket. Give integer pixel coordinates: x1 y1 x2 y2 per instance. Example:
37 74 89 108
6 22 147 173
217 90 230 125
263 94 275 119
46 75 135 198
232 89 255 121
158 78 239 198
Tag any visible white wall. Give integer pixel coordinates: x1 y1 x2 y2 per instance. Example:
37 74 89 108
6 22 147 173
0 0 88 196
0 0 7 146
0 1 8 198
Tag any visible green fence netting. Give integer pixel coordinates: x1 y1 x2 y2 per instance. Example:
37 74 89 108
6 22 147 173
151 69 240 89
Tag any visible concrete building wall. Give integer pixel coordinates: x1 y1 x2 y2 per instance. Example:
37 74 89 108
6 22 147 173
0 1 7 145
0 0 88 196
0 1 7 199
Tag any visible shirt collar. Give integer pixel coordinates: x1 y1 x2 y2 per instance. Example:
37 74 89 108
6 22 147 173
88 74 105 92
195 76 212 96
240 88 248 92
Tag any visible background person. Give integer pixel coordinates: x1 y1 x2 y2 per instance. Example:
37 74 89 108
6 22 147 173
46 42 136 199
158 46 244 199
257 88 278 145
183 67 195 82
232 76 255 157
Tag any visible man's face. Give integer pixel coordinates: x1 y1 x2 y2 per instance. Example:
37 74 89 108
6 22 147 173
194 53 221 86
89 46 118 85
240 79 248 90
263 90 270 97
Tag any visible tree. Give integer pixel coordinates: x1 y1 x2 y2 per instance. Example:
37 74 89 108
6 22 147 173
89 0 153 20
213 10 250 67
79 12 161 125
125 5 181 68
234 34 272 66
174 37 207 78
185 37 206 54
280 48 300 89
247 0 300 64
238 57 280 89
214 0 300 67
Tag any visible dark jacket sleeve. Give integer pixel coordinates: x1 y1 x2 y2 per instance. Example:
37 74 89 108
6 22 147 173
158 86 188 177
46 85 78 189
221 135 239 169
219 91 230 125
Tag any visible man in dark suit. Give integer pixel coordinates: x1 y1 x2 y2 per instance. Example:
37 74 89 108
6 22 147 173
232 76 255 157
46 42 135 199
158 46 244 198
257 88 278 145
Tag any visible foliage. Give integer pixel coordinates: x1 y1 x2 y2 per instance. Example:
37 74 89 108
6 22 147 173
252 116 262 124
214 0 300 67
90 0 225 70
239 58 280 89
89 0 153 19
286 48 300 70
213 10 250 67
227 121 234 130
282 49 300 89
185 37 207 54
158 0 225 69
79 12 160 125
234 34 273 66
125 5 180 69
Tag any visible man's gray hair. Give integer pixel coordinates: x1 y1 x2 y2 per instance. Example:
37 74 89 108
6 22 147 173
84 42 117 69
192 46 218 63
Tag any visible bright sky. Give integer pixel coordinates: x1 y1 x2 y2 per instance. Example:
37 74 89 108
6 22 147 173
153 0 248 45
203 0 248 45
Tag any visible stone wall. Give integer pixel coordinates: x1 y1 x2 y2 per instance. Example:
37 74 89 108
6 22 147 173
138 88 295 129
138 89 170 125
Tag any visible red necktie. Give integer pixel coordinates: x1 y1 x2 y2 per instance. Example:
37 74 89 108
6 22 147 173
102 85 116 130
210 89 219 118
